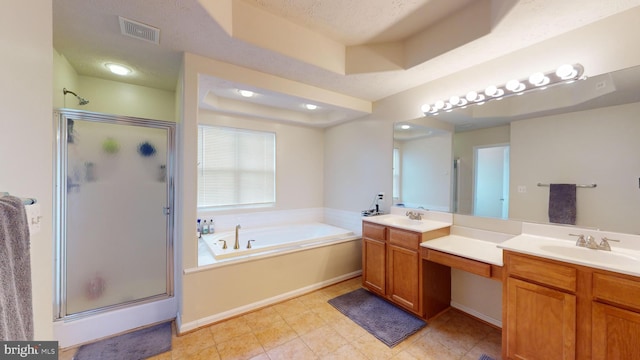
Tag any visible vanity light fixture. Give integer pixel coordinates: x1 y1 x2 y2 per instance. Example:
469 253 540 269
105 63 132 76
421 63 585 116
304 103 318 110
238 89 255 98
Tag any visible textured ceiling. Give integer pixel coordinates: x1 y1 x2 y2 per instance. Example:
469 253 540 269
240 0 475 45
52 0 640 125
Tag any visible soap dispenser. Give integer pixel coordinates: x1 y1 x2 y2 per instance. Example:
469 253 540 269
202 220 209 235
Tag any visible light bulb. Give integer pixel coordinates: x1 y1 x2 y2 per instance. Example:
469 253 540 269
435 100 445 109
465 91 478 102
106 63 132 75
529 72 550 86
421 104 432 113
304 104 318 110
449 96 460 106
238 90 255 97
484 85 504 97
400 124 411 130
556 64 577 80
506 79 525 92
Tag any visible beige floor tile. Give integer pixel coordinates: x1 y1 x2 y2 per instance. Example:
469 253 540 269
404 333 464 360
272 297 309 319
321 343 368 360
172 327 216 359
312 302 346 323
350 332 402 360
253 319 298 350
267 338 318 360
147 350 173 360
242 307 285 331
328 317 370 342
216 332 265 360
63 278 504 360
181 345 220 360
300 324 350 358
285 309 326 336
209 317 253 344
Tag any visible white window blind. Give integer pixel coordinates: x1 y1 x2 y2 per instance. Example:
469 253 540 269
198 125 276 208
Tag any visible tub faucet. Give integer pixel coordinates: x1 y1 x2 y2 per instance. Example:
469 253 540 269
234 224 241 249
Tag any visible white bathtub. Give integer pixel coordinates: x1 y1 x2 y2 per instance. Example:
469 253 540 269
202 222 357 261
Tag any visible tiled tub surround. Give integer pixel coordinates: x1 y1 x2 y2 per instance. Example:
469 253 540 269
183 208 363 334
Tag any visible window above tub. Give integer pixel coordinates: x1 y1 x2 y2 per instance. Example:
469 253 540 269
197 125 276 209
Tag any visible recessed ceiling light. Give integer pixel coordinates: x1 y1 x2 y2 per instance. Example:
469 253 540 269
238 89 255 97
304 104 318 110
105 63 132 76
400 124 411 130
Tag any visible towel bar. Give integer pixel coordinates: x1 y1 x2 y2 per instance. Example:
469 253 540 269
537 183 597 188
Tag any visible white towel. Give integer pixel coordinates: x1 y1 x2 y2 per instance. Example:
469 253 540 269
0 195 33 341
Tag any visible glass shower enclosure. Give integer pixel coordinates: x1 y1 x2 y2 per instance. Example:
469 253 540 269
55 109 175 322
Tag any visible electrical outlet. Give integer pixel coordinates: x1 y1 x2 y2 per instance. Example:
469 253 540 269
378 192 385 201
517 185 527 193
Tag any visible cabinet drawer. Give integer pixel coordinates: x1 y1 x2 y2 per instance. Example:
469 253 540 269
425 249 491 278
593 272 640 311
363 222 386 241
506 253 577 292
389 228 420 250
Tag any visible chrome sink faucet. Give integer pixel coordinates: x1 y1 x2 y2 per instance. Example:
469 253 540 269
234 224 241 249
570 234 620 251
406 211 423 220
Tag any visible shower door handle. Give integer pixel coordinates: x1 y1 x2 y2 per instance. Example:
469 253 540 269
163 207 171 215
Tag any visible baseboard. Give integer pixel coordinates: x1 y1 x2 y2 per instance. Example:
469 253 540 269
450 301 502 328
179 270 362 334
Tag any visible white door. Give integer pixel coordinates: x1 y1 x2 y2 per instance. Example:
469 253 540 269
473 145 510 218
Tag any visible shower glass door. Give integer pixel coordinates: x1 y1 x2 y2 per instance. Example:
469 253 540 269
56 110 174 318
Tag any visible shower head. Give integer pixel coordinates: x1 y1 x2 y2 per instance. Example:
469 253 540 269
63 88 90 106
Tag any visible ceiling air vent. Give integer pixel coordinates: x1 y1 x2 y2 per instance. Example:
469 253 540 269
119 16 160 45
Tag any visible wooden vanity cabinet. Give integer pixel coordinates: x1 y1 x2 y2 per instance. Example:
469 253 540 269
362 222 386 296
591 272 640 360
362 221 449 316
503 251 640 360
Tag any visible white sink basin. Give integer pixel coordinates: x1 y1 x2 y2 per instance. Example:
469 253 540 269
362 214 451 233
539 244 639 268
499 234 640 277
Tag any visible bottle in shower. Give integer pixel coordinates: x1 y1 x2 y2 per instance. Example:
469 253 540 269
197 219 202 238
202 220 209 235
209 219 215 234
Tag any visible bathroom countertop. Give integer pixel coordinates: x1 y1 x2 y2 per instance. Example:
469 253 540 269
421 235 504 266
499 234 640 278
362 214 451 233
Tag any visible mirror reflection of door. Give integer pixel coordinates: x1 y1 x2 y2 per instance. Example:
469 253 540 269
473 144 510 218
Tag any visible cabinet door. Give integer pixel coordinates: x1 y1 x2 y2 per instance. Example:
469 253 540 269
362 237 386 295
592 302 640 360
506 277 576 360
387 244 420 314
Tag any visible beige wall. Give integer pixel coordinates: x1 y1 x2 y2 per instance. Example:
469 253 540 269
181 240 361 329
53 49 176 121
510 102 640 234
197 111 324 215
1 0 54 340
453 125 510 215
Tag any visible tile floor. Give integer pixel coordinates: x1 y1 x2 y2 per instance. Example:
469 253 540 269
61 276 502 360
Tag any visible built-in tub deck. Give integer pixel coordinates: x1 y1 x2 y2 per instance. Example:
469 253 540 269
197 222 359 268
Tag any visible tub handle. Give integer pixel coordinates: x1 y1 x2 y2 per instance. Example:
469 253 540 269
247 240 255 249
219 240 227 249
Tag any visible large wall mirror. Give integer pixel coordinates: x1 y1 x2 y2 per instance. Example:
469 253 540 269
394 64 640 235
